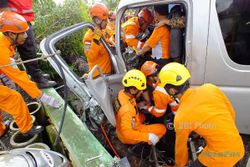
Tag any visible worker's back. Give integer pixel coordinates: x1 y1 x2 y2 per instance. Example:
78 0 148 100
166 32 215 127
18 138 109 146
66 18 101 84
175 83 244 166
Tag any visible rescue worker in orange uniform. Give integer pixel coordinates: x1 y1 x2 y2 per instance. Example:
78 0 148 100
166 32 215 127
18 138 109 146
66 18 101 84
103 11 116 46
122 8 153 50
158 63 245 167
0 11 61 137
138 4 170 68
115 69 166 145
83 3 112 77
0 0 57 88
140 61 179 118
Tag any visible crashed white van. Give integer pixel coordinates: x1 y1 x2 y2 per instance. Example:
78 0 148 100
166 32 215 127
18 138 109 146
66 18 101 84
40 0 250 138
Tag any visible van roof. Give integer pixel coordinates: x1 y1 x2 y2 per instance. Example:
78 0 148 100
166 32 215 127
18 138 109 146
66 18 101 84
118 0 153 10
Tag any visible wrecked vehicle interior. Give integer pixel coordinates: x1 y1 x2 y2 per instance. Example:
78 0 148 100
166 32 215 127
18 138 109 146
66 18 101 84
39 3 195 167
1 0 249 166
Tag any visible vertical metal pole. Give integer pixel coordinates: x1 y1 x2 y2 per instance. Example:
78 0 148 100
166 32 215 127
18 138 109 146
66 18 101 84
152 145 160 167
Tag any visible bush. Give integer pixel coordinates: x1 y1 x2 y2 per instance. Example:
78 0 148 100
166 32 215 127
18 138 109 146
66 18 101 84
33 0 91 76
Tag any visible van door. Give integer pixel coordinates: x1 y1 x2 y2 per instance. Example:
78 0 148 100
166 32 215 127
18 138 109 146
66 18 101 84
40 22 126 127
205 0 250 134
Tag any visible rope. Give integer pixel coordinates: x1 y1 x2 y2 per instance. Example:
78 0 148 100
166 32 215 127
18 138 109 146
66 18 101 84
0 50 61 69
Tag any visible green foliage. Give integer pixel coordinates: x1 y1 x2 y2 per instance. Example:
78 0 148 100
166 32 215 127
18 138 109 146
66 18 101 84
103 0 120 11
33 0 121 77
33 0 91 76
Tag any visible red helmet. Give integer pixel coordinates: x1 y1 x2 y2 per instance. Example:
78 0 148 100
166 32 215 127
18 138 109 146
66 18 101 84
141 61 159 77
90 3 109 20
138 8 153 24
0 11 29 33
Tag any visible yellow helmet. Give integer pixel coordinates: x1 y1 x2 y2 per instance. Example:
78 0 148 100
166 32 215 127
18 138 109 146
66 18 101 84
122 69 147 90
159 62 190 87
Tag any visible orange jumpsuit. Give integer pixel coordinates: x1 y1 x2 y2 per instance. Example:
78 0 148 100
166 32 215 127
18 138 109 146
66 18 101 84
145 25 170 60
122 17 144 50
83 29 112 77
174 84 244 167
116 89 166 145
0 33 42 135
148 85 179 118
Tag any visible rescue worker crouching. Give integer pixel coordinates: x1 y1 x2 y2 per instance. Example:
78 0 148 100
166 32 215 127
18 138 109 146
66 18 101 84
138 4 170 68
115 69 166 146
140 61 179 118
83 2 112 78
0 11 62 137
0 0 57 89
158 62 244 167
140 61 178 165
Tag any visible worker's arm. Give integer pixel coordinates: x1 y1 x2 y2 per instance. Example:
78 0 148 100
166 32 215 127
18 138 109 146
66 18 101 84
139 27 162 56
0 50 42 98
150 89 171 117
124 25 143 49
83 39 101 62
147 87 179 117
138 44 151 55
174 118 191 167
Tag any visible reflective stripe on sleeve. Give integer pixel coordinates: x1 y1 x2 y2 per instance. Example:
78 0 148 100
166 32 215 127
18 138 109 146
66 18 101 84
169 101 178 107
148 106 153 112
125 35 135 39
154 107 166 113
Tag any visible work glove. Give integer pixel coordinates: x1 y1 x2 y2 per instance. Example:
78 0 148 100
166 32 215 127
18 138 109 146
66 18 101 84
93 27 103 44
38 93 62 108
148 133 159 145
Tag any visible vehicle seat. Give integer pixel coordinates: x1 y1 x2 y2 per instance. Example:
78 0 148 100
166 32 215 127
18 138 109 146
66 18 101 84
169 5 185 63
